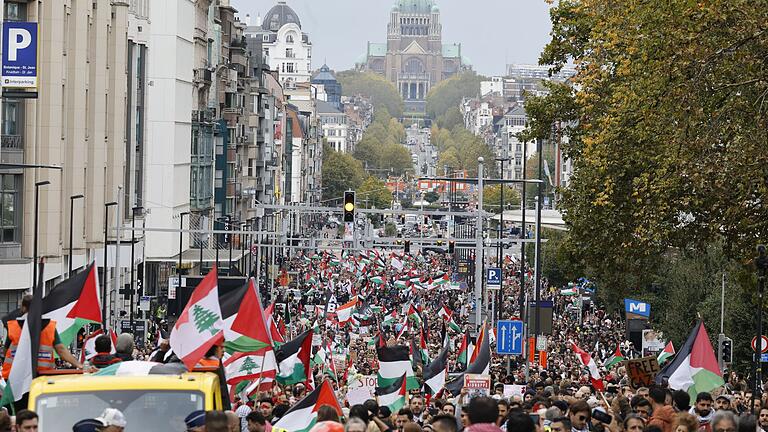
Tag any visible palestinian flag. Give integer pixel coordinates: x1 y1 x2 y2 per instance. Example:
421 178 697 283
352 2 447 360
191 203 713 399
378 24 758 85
377 345 418 390
335 296 358 325
375 374 407 413
264 302 285 345
94 361 187 376
438 306 462 333
220 279 272 353
424 344 449 396
370 276 385 285
604 345 625 370
35 263 101 347
431 273 450 288
457 330 469 367
272 380 342 432
170 268 224 370
394 278 408 289
382 311 398 326
657 321 722 399
275 329 313 385
572 342 605 391
560 287 578 296
418 326 430 365
657 341 675 365
224 348 278 385
446 325 491 395
79 329 117 363
470 323 487 364
407 304 422 326
0 264 43 406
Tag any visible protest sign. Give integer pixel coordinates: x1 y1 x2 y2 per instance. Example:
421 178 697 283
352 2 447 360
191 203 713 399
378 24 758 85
464 374 491 398
347 375 377 405
626 356 661 388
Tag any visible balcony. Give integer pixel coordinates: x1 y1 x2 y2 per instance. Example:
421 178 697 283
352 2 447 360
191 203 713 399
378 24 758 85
1 135 23 149
194 68 212 86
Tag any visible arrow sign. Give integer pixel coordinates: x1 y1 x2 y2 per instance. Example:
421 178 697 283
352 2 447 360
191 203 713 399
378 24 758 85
497 320 524 355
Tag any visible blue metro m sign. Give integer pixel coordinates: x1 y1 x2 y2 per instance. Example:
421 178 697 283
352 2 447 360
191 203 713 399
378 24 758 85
624 298 650 319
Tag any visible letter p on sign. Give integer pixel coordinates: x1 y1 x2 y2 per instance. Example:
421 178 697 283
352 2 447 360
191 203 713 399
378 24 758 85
8 28 32 61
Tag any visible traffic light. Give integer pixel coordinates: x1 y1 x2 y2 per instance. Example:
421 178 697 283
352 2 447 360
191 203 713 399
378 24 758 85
343 191 355 223
404 240 411 253
448 240 455 254
719 335 733 365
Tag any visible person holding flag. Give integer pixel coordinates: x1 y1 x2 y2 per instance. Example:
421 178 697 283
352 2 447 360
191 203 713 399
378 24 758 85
2 294 83 379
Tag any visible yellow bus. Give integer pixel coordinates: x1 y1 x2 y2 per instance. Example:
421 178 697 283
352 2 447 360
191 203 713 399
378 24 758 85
28 371 224 431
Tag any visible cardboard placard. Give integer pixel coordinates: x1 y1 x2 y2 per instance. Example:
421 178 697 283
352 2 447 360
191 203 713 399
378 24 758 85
464 374 491 398
626 356 661 388
347 375 377 405
503 384 527 399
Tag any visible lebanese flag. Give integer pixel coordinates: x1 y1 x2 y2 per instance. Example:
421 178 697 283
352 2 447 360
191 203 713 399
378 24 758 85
657 321 722 399
170 267 224 370
220 278 272 353
571 342 605 391
36 263 101 347
335 296 358 325
275 329 313 386
80 329 118 363
272 381 343 432
223 348 277 385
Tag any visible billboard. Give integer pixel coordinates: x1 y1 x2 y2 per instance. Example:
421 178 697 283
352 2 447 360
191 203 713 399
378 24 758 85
2 22 38 88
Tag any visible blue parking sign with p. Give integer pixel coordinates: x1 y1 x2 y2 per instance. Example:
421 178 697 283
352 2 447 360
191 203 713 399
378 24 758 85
486 267 501 286
2 22 38 89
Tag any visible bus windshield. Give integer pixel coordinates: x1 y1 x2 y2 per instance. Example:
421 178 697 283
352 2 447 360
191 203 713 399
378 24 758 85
35 390 204 432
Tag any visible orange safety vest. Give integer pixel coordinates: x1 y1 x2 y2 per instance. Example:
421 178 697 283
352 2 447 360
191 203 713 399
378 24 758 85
2 319 57 379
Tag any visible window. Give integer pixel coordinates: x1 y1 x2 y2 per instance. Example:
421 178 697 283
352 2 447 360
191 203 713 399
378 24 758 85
0 290 23 317
263 48 269 57
286 48 294 58
286 34 294 43
262 35 269 42
4 2 26 21
0 174 20 243
285 63 295 73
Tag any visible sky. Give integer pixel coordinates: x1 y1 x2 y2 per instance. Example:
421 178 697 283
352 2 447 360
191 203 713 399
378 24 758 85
230 0 554 76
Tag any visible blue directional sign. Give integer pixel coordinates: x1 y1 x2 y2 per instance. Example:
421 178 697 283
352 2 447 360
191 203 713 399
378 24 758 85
761 353 768 363
2 22 38 88
486 267 501 286
497 320 524 355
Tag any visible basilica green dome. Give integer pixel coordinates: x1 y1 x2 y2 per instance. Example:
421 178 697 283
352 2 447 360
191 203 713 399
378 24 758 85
397 0 437 14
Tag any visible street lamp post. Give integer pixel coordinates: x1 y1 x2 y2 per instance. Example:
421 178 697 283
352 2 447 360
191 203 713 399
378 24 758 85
33 181 50 296
130 206 143 330
177 211 190 307
102 201 118 328
68 194 84 277
496 157 509 323
474 157 484 326
755 245 768 413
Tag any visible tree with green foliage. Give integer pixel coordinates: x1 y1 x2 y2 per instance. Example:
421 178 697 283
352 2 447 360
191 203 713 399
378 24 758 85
436 106 464 130
432 126 494 177
357 176 393 209
337 70 404 118
426 72 485 120
521 0 768 303
483 185 521 213
322 145 366 202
